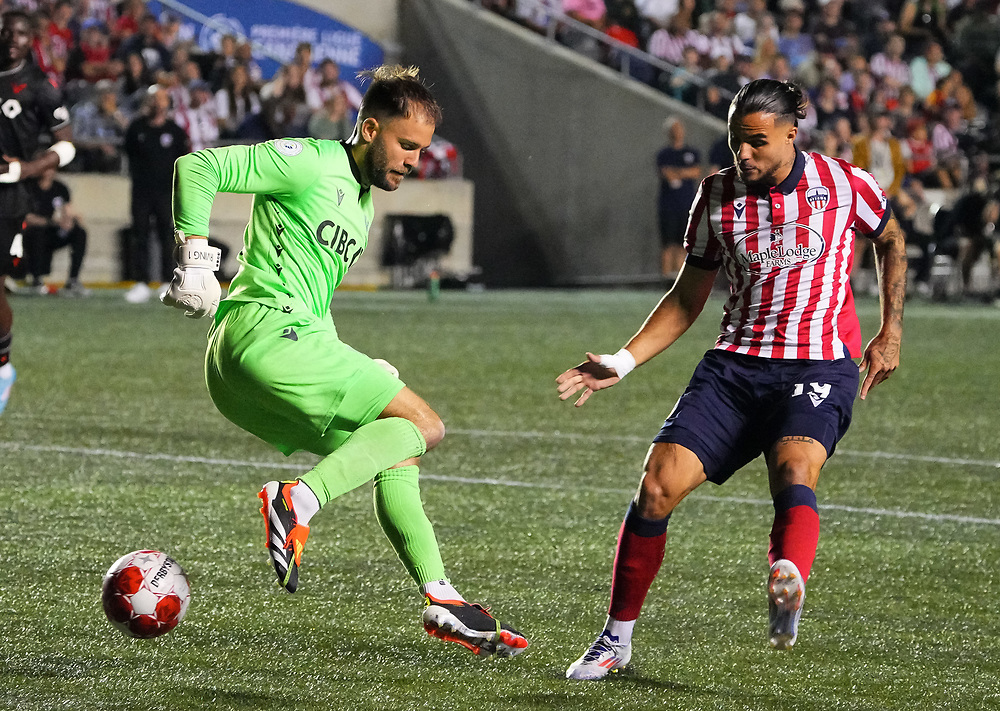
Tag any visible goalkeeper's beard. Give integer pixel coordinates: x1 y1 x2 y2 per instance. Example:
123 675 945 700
365 137 406 192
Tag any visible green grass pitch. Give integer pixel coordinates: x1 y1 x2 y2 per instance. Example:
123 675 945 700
1 289 998 710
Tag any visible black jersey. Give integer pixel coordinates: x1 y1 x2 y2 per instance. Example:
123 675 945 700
26 178 70 220
0 60 70 217
123 115 190 195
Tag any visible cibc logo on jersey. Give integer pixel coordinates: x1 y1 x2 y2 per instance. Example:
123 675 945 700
734 222 827 272
315 219 365 268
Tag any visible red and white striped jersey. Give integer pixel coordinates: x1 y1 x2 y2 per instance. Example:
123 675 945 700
684 150 890 360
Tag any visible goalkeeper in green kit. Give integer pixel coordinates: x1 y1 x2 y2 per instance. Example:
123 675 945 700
162 65 527 658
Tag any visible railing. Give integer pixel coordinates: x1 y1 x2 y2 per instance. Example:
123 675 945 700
471 0 734 109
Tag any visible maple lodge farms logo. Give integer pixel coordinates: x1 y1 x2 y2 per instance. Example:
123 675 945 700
734 223 827 272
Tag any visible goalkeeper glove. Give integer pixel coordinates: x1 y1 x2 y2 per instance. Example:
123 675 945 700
160 236 222 318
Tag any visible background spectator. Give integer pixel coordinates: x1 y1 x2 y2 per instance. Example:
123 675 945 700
46 0 75 77
514 0 562 35
117 52 154 115
115 13 169 77
261 63 316 138
235 40 263 88
111 0 145 50
853 110 906 198
733 0 773 47
64 20 121 91
777 3 814 72
661 45 703 104
904 119 949 187
122 87 190 303
560 0 607 60
308 92 353 141
869 33 910 101
207 34 238 92
22 167 88 297
910 40 950 101
174 79 219 151
69 81 127 172
898 0 948 49
316 58 362 117
655 117 701 279
215 64 262 141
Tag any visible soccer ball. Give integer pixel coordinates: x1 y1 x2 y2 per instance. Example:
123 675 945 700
101 550 191 638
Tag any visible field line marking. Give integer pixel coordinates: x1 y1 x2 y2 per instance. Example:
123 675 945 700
2 440 998 527
447 428 1000 469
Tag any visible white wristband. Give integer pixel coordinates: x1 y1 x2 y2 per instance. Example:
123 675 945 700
599 348 636 379
177 241 222 271
0 160 21 183
49 140 76 167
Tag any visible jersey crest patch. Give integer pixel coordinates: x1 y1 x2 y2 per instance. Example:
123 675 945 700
274 139 303 156
805 186 830 211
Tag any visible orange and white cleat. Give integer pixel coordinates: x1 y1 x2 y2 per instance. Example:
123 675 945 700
768 558 806 649
422 596 528 658
258 480 310 593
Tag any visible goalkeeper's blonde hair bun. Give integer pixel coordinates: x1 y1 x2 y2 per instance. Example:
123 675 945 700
359 65 421 84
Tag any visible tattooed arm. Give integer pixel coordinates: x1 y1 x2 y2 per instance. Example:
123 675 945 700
859 215 907 400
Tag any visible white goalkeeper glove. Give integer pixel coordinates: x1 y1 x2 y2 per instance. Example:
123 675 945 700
160 236 222 319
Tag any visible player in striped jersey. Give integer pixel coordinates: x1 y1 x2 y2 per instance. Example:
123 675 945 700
558 79 906 680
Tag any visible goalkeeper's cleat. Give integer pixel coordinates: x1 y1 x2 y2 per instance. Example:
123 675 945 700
566 631 632 680
0 365 15 416
422 596 528 658
258 480 310 593
768 558 805 650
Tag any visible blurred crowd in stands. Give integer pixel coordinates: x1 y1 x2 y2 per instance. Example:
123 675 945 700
4 0 995 297
11 0 461 178
481 0 1000 300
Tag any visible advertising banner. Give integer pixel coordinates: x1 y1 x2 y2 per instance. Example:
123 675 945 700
147 0 384 95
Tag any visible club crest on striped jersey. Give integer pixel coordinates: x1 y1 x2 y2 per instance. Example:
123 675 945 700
734 222 827 272
805 186 830 210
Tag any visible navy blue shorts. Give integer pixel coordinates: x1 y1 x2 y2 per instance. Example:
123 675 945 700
653 350 859 484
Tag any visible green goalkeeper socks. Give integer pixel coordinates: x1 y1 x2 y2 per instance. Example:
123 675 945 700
299 417 427 507
297 418 445 586
373 465 447 585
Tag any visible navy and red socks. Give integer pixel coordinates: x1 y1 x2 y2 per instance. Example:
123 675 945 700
768 484 819 582
605 501 670 642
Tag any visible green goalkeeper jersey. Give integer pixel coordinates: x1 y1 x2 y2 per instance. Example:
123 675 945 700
173 138 374 320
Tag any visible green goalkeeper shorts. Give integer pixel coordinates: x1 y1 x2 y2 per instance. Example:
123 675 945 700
205 301 405 456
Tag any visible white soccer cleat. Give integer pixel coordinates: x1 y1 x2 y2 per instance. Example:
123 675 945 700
768 559 805 649
566 632 632 680
124 282 153 303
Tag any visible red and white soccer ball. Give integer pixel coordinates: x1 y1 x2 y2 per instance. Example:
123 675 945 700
101 550 191 639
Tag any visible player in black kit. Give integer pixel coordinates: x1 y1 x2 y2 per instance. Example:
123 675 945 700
0 10 75 415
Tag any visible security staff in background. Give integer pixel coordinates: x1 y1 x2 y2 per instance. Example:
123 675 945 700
122 86 190 303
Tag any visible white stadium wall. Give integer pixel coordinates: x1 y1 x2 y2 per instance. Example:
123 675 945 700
53 174 474 288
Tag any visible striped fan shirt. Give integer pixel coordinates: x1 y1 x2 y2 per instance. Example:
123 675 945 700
684 150 890 360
